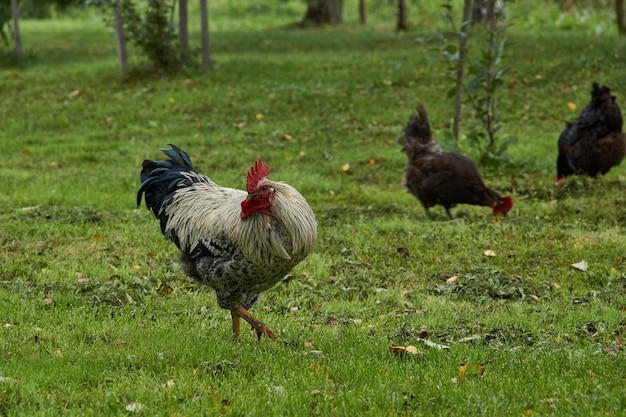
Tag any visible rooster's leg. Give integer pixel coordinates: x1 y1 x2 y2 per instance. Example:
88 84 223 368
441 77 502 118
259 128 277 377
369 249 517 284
445 207 454 219
231 310 242 340
232 306 276 340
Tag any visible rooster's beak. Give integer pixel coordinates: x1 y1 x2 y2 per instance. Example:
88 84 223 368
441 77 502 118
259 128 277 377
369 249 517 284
245 193 256 201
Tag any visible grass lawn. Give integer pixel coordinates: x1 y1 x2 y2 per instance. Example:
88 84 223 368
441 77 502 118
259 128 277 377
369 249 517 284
1 0 625 415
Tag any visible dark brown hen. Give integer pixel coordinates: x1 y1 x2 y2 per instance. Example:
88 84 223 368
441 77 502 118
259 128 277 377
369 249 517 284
399 105 513 219
556 83 625 182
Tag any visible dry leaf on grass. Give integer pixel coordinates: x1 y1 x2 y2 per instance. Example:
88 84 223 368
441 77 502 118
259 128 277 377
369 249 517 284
446 275 458 284
571 260 588 271
388 345 420 356
157 283 173 297
459 363 485 378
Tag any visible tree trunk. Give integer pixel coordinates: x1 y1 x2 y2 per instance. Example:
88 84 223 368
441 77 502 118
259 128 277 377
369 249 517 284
301 0 343 26
200 0 210 71
452 0 473 141
179 0 189 62
10 0 22 64
617 0 625 35
359 0 366 26
396 0 408 31
113 2 128 75
472 0 498 25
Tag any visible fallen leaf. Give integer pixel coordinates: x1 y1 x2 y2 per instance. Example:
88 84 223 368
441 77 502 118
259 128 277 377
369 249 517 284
157 283 173 297
68 89 83 97
342 163 350 172
459 363 485 378
397 246 410 258
256 113 264 120
483 249 496 257
388 345 420 356
281 134 292 141
44 297 54 306
571 260 588 271
367 158 375 165
567 102 577 111
446 275 458 284
236 121 247 129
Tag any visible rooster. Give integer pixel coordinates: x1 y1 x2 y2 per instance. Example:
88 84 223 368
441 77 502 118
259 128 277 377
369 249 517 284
556 83 625 183
399 105 513 219
137 145 317 340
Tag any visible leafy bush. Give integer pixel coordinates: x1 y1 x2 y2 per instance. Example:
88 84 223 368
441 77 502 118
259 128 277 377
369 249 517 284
437 0 518 166
96 0 184 72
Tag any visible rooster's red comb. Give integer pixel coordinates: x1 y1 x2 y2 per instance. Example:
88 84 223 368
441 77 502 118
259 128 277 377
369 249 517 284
246 159 269 193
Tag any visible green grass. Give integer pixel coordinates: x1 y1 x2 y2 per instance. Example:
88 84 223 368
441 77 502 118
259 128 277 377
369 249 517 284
1 1 625 415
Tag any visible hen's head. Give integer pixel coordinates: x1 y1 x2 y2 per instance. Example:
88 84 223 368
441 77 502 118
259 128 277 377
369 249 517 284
492 196 513 215
241 159 275 219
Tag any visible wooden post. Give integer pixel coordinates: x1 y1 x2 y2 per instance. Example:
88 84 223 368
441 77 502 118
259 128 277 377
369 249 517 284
200 0 210 71
396 0 407 31
114 1 128 75
617 0 625 35
10 0 22 64
359 0 366 26
179 0 189 62
452 0 473 142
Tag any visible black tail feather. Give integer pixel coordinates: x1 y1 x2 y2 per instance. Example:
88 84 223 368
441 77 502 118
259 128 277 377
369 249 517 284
137 145 197 218
401 105 432 146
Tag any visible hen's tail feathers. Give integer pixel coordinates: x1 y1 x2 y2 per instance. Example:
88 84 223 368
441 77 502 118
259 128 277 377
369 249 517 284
137 145 203 225
559 83 623 148
399 105 437 162
401 105 432 145
591 83 622 126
